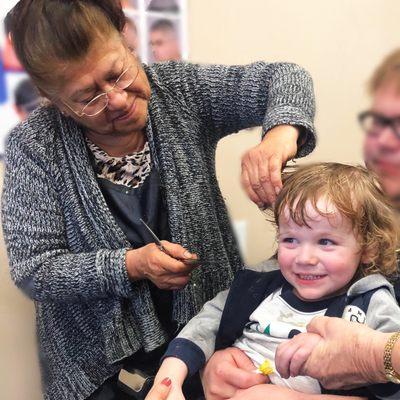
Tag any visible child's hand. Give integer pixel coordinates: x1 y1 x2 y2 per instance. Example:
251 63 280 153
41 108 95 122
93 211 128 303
275 331 322 379
201 347 268 400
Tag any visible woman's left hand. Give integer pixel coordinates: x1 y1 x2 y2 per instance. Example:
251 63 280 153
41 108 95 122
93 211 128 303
145 378 172 400
228 384 302 400
241 124 299 207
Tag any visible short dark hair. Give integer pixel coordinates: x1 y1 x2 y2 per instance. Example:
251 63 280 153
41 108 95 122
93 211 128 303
7 0 126 94
150 19 176 34
14 78 40 111
4 12 12 36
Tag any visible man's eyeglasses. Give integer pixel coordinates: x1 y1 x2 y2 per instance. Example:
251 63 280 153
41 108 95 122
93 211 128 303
62 61 140 117
358 111 400 139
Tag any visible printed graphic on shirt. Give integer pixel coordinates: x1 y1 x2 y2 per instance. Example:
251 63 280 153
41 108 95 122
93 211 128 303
245 308 304 339
342 305 366 324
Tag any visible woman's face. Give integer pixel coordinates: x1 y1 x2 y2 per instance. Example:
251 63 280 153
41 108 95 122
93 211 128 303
55 36 151 137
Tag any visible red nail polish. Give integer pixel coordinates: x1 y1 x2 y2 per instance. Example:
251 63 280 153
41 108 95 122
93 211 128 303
161 377 171 387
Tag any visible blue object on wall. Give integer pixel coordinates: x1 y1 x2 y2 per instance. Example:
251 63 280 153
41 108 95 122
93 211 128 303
0 53 7 104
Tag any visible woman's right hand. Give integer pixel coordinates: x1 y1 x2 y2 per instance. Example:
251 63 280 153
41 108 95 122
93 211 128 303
126 241 198 290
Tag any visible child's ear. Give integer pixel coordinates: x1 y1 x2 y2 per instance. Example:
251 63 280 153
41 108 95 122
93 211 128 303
361 255 371 265
360 247 374 265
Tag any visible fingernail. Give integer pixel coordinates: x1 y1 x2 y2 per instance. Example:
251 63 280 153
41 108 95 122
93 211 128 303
275 186 281 195
258 203 267 211
183 250 192 258
161 377 171 387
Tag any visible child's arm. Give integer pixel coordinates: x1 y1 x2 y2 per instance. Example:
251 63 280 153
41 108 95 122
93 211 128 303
146 289 230 399
162 288 230 376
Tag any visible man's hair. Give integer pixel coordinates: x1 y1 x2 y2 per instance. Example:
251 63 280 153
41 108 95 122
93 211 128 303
6 0 126 94
14 78 41 111
272 162 399 278
150 19 176 34
369 48 400 94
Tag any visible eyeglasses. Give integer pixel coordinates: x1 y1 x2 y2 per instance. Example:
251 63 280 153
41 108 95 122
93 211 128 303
358 111 400 139
62 61 140 117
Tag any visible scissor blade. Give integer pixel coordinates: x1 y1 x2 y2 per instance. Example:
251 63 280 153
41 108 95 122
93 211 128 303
139 219 200 266
139 218 164 248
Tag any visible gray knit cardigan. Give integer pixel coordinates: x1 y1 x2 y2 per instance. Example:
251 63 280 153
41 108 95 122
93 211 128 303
2 61 315 400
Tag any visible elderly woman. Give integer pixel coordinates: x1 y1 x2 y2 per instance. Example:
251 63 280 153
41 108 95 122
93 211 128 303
2 1 316 399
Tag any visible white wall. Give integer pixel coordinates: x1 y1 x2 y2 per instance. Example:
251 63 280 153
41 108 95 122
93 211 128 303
188 0 400 264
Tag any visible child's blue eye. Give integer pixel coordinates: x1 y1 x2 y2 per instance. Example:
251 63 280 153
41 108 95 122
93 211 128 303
282 237 296 244
319 238 334 246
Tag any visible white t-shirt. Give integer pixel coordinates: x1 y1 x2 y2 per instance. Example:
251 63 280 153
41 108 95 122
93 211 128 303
234 285 333 394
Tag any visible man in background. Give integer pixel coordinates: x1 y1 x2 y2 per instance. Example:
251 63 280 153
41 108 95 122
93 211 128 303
359 49 400 208
13 78 41 121
123 16 139 53
149 19 181 62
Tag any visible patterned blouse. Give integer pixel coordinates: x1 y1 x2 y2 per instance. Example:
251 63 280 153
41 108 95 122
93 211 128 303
86 137 152 188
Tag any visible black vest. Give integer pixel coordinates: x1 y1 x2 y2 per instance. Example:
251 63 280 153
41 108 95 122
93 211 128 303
214 269 398 399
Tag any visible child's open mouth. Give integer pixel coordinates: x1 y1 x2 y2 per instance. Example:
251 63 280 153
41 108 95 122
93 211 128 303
296 274 326 281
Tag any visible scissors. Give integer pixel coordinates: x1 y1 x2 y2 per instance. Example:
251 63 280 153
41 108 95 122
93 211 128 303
139 218 200 266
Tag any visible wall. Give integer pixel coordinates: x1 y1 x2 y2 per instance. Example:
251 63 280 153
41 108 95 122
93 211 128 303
1 1 400 399
188 0 400 264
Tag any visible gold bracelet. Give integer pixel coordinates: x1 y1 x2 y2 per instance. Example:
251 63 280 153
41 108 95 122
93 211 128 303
384 332 400 384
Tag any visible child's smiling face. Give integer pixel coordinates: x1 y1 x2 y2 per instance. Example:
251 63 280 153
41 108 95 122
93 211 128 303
278 197 368 301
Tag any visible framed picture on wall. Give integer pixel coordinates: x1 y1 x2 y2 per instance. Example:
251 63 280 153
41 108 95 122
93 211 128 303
146 16 182 63
123 0 187 64
0 8 42 156
145 0 179 12
122 0 138 10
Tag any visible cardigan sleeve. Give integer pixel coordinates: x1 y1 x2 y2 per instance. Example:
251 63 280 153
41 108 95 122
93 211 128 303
152 61 316 157
1 130 135 303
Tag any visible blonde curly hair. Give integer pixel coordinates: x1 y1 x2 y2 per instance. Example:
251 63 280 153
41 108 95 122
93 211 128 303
272 162 399 279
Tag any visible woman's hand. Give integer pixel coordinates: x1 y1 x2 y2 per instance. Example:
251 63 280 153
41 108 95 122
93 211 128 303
275 332 322 379
145 382 185 400
146 357 188 400
277 317 388 390
241 124 299 207
201 348 268 400
229 385 367 400
228 384 302 400
126 241 198 290
145 377 172 400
